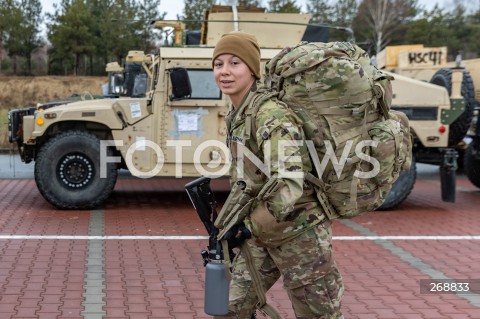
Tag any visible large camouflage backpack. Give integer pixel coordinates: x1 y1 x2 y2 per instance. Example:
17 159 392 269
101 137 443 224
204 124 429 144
260 41 412 220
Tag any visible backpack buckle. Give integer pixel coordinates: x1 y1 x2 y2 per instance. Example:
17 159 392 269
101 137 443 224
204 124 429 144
373 83 384 99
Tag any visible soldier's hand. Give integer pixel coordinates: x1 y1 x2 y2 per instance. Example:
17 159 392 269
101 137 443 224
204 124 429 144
223 223 251 248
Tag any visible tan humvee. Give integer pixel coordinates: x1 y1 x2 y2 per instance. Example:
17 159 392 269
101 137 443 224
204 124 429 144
377 44 479 103
8 6 464 209
376 44 479 193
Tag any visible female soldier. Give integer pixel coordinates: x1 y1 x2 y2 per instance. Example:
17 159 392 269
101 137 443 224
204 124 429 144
212 31 344 319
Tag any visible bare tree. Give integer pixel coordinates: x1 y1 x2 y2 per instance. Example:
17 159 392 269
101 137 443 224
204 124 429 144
356 0 419 53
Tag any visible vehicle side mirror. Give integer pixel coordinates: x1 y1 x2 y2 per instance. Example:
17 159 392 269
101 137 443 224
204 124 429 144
169 68 192 100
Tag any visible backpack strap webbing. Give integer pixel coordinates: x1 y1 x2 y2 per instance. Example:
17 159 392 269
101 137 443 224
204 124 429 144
374 83 390 120
309 91 374 111
305 172 339 221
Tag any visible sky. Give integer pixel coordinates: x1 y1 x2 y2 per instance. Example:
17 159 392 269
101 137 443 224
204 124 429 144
39 0 455 21
37 0 469 39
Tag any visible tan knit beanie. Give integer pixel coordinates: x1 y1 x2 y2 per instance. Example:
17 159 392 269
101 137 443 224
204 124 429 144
212 31 261 79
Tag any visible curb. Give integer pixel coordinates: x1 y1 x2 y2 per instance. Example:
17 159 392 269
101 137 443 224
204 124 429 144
0 149 18 154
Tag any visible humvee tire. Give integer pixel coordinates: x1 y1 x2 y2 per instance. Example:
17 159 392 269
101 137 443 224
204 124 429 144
464 142 480 188
377 157 416 210
34 131 118 209
430 68 476 146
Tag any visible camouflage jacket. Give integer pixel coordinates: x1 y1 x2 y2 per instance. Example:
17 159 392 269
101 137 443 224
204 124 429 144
225 84 327 247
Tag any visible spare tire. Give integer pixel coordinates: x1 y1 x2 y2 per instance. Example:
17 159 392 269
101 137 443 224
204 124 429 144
430 68 476 146
377 157 417 210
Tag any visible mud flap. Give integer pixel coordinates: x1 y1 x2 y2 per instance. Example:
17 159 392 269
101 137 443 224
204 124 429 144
440 149 458 202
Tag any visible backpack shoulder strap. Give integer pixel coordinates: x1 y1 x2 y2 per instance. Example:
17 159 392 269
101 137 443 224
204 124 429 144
373 82 390 120
244 89 279 140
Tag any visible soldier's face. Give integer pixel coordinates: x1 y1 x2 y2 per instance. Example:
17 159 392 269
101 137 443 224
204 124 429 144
213 54 255 107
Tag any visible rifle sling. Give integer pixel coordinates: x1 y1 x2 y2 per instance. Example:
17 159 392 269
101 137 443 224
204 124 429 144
221 240 232 282
240 242 283 319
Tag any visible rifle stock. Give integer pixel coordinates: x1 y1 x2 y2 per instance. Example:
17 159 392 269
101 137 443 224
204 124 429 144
185 177 222 262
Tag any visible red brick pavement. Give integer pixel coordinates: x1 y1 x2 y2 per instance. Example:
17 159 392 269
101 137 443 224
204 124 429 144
0 170 479 318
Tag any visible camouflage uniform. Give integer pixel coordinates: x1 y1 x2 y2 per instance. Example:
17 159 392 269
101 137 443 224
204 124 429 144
217 83 344 318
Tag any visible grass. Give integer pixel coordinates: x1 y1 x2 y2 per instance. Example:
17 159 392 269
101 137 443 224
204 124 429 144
0 108 11 149
0 75 105 149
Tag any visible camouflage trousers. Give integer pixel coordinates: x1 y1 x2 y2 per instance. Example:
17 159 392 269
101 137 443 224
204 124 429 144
214 223 344 319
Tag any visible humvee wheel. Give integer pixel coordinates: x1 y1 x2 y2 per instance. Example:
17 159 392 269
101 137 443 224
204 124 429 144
430 69 476 146
464 142 480 188
377 157 417 210
35 131 118 209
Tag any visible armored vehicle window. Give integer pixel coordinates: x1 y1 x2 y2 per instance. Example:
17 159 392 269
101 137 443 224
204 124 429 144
124 62 144 97
187 69 221 99
132 73 148 97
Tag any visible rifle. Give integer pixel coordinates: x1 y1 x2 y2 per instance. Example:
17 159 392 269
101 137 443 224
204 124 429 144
185 176 223 264
185 177 252 262
185 176 255 318
185 176 232 316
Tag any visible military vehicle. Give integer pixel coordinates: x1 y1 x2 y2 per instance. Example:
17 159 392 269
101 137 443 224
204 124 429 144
8 6 464 209
376 44 479 192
